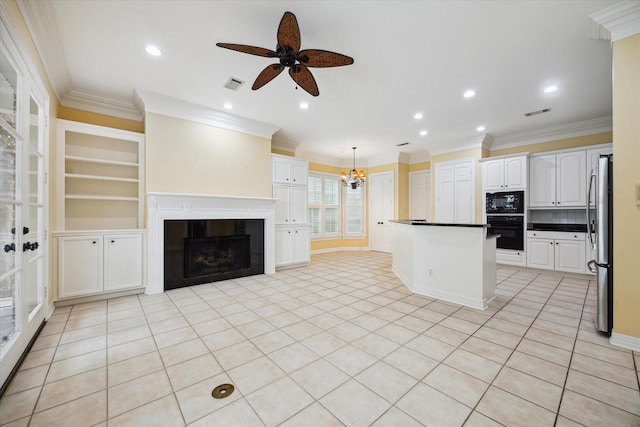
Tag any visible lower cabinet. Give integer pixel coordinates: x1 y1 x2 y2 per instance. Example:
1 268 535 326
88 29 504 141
496 249 526 267
526 231 586 274
57 231 144 299
275 227 310 268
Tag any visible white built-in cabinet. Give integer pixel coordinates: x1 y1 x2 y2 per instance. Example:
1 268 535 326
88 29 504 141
527 231 586 274
53 120 146 300
482 155 527 191
436 159 474 223
529 150 586 208
273 155 310 268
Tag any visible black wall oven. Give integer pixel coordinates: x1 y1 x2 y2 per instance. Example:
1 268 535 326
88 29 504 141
487 215 524 251
486 191 525 214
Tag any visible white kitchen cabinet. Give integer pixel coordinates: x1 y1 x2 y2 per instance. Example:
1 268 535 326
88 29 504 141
273 184 307 225
529 150 586 208
496 249 526 267
526 231 586 273
273 155 308 185
57 231 144 299
275 227 310 267
436 159 474 224
482 155 527 191
587 145 613 207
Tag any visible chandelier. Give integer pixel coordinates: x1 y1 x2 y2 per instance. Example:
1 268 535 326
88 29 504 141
341 147 366 189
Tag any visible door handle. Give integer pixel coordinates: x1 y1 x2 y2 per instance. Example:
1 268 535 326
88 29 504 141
587 260 598 274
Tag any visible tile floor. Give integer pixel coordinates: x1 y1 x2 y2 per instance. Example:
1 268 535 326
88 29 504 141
1 251 639 426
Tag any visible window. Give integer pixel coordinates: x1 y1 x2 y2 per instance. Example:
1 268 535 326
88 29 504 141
344 185 365 236
308 173 340 238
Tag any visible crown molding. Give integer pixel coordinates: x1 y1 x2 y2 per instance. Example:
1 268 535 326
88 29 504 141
368 152 404 167
16 0 71 103
134 89 280 139
589 1 640 42
271 138 298 154
426 133 493 156
490 116 612 151
409 151 431 164
62 89 142 121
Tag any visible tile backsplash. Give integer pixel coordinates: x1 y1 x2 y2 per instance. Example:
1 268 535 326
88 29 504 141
528 209 587 224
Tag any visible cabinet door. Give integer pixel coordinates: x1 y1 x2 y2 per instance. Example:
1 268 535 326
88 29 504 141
454 161 473 224
529 154 556 207
291 228 310 264
556 151 586 207
504 157 526 190
273 157 291 183
527 238 554 270
436 164 455 222
273 185 291 225
289 186 307 225
555 239 586 274
104 234 143 291
59 236 103 298
290 160 308 185
483 160 505 191
275 228 293 266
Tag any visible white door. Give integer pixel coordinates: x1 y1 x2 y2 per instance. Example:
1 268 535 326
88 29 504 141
0 56 48 387
436 163 454 222
409 170 430 220
104 233 142 291
59 236 102 298
369 172 394 252
454 161 473 224
289 186 307 225
275 228 293 266
291 228 310 264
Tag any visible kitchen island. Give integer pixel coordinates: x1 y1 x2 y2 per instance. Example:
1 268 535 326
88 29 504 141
391 220 498 310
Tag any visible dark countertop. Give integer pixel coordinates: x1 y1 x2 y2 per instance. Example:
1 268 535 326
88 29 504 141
392 220 489 228
527 223 588 232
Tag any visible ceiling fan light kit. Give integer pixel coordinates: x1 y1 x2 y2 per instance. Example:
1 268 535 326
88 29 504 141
216 11 354 96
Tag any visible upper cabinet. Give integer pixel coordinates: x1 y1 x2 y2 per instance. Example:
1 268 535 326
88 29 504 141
56 120 145 230
529 150 586 208
273 155 308 185
436 159 474 224
587 145 613 207
482 155 527 191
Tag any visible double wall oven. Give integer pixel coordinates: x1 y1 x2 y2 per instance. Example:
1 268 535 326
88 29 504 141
486 191 525 251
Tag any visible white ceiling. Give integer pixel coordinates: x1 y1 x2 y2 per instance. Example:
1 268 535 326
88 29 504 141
22 0 619 162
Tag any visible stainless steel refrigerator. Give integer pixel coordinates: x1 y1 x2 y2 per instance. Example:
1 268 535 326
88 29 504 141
587 154 613 335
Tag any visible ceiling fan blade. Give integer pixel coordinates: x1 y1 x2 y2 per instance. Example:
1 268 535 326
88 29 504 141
252 64 285 90
277 11 301 52
298 49 354 68
216 43 276 58
289 64 319 97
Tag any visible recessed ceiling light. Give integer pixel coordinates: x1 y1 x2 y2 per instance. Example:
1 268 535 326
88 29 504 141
223 103 233 110
464 89 476 98
544 85 558 93
477 125 486 131
145 45 162 56
414 113 423 120
300 102 309 110
420 130 428 136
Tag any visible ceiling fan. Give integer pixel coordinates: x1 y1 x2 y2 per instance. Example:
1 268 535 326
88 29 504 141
216 11 354 96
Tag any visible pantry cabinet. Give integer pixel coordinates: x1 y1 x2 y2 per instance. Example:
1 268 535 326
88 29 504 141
275 227 310 267
529 150 586 208
482 155 527 191
435 159 474 224
526 231 586 274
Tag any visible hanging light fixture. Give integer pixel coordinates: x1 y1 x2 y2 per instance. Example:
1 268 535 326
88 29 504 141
341 147 366 189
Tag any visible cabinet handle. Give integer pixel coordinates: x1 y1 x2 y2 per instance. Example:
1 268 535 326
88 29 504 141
533 233 536 236
292 219 296 222
556 242 559 245
295 230 298 233
574 235 577 238
288 231 291 234
111 240 115 243
4 243 15 252
552 202 555 205
285 219 288 222
550 242 553 245
557 202 561 205
92 241 97 244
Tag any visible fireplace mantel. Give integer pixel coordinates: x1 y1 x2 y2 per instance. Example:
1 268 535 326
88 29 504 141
146 192 277 294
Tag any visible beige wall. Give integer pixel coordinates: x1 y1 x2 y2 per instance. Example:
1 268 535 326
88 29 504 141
58 106 144 133
145 113 272 198
612 33 640 339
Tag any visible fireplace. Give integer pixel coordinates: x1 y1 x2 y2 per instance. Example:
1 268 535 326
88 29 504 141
146 193 276 295
164 219 264 290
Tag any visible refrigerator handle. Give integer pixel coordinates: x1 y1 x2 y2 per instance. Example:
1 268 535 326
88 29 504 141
587 259 598 274
587 169 597 249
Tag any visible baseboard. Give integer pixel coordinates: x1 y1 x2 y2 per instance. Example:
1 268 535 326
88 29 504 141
311 247 371 255
46 301 56 319
54 287 146 307
610 331 640 352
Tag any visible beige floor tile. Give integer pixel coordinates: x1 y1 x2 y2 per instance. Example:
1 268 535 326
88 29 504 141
485 318 529 337
0 387 40 425
531 318 577 338
107 336 156 365
64 313 107 332
554 415 585 427
356 361 419 403
516 338 572 366
29 391 106 427
108 350 164 387
107 370 172 418
493 366 563 411
327 321 370 342
424 364 489 407
246 376 314 427
227 356 285 395
251 329 295 354
53 335 106 362
30 333 61 352
565 369 640 415
45 349 105 383
383 346 439 380
424 324 470 347
559 389 640 426
473 326 521 349
213 340 263 370
464 411 504 427
191 317 233 337
371 407 423 427
189 398 265 427
236 318 277 338
290 358 350 399
325 344 378 376
148 315 190 335
59 323 106 345
107 307 144 323
476 386 556 427
349 313 389 331
319 379 391 427
459 336 512 364
300 331 347 356
268 342 319 373
444 349 502 383
153 325 198 349
106 325 150 348
158 337 209 367
266 311 304 328
397 382 471 427
524 327 575 351
570 352 639 389
279 401 343 427
201 327 245 352
4 365 48 395
175 372 241 424
505 351 568 387
19 346 55 370
106 315 147 333
573 339 635 369
374 323 419 344
36 367 106 412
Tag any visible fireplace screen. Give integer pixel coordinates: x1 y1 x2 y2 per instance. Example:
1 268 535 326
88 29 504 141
184 235 250 278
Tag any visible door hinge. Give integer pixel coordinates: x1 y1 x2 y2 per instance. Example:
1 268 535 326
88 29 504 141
44 287 48 297
44 229 47 241
44 172 48 185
